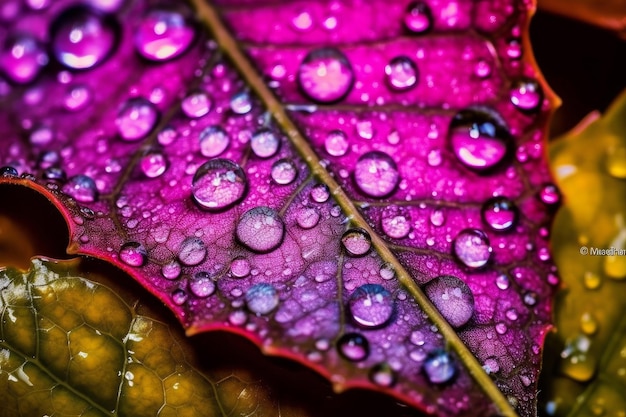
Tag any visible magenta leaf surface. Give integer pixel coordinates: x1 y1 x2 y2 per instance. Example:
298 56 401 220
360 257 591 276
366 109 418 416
0 0 559 416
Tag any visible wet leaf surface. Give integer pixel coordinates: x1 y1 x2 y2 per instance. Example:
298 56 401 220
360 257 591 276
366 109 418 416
0 1 559 415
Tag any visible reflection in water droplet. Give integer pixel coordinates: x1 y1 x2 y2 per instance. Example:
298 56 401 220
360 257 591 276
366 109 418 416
189 271 215 298
0 34 48 84
341 228 372 256
348 284 394 328
510 78 543 112
178 237 206 266
423 349 456 384
297 48 354 103
404 2 433 33
192 159 247 211
199 126 229 158
230 91 252 114
62 174 98 202
453 229 492 268
337 333 369 361
449 108 511 171
236 207 285 253
369 363 396 387
250 129 280 158
134 7 195 61
481 197 518 232
119 241 147 267
424 275 475 328
246 283 279 315
230 257 250 278
271 159 297 185
140 151 168 178
182 90 210 118
385 56 418 91
310 183 330 203
324 130 349 156
354 151 399 197
161 260 181 280
116 97 159 141
51 7 118 69
296 207 320 229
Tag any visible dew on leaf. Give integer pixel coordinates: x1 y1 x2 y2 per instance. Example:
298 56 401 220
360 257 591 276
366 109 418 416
496 273 510 290
271 159 297 185
236 207 285 253
449 108 511 171
199 126 229 158
161 260 181 280
0 33 48 84
140 151 168 178
424 275 475 328
245 283 279 315
64 85 91 111
62 174 98 203
116 97 159 142
506 38 522 60
481 196 518 232
356 120 374 140
370 363 396 387
474 59 492 78
189 271 216 298
341 228 372 257
483 358 500 374
178 237 207 266
337 333 369 361
495 322 508 334
510 78 543 113
119 241 147 267
191 158 247 211
523 291 537 306
381 212 411 239
171 288 188 305
423 349 456 384
181 90 211 118
404 2 433 33
0 166 18 177
133 7 195 62
385 56 418 91
297 48 354 103
295 207 320 229
348 284 395 328
230 257 250 278
158 126 177 145
453 229 492 269
310 183 330 203
250 129 280 158
230 90 252 114
354 151 399 198
430 209 445 227
50 6 118 70
324 130 349 156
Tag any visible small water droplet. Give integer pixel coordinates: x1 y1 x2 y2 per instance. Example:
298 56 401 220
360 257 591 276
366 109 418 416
133 7 195 61
161 260 181 280
158 127 177 146
380 264 395 280
0 166 19 177
481 197 518 232
424 275 475 328
385 56 418 91
297 48 354 103
583 271 601 290
324 130 349 156
510 78 543 112
505 308 518 321
119 241 147 267
423 349 456 384
140 151 168 178
607 147 626 179
51 6 118 69
296 207 320 229
192 159 247 211
62 174 98 202
189 271 215 298
453 229 492 268
246 283 279 315
0 34 48 84
236 207 285 253
230 257 250 278
495 322 508 334
337 333 369 361
369 363 396 387
199 126 230 158
474 59 491 78
449 108 511 171
404 2 433 33
580 312 598 335
64 85 91 111
271 159 297 185
430 209 445 227
230 90 252 114
496 274 510 290
506 38 522 60
250 129 280 158
37 150 60 169
116 97 159 141
43 167 67 181
355 120 374 140
310 183 330 203
341 228 372 256
348 284 395 328
354 151 399 198
171 288 188 305
178 237 206 266
381 213 411 239
483 357 500 374
427 149 442 166
523 291 537 306
182 90 210 118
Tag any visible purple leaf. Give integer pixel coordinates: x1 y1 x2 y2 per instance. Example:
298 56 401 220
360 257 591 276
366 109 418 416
0 0 559 416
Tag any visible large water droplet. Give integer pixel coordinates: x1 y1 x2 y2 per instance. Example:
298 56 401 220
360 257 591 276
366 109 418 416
181 90 210 118
116 97 159 141
354 151 399 198
341 228 372 256
481 197 518 232
271 159 297 185
324 130 349 156
404 2 433 33
178 237 206 266
348 284 395 328
424 275 475 328
385 56 418 91
423 349 456 384
369 363 396 387
510 78 543 113
119 241 147 267
192 159 247 211
337 333 369 361
453 229 492 268
250 129 280 158
140 151 168 178
199 126 229 158
0 34 48 84
246 283 279 315
134 7 195 61
51 6 118 69
189 271 215 298
297 48 354 103
449 108 511 171
62 174 98 202
236 207 285 253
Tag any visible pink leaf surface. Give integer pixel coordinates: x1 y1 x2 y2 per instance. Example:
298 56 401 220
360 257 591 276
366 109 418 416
0 0 559 415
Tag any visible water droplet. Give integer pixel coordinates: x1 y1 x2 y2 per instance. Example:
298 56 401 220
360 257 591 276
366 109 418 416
506 308 518 321
583 271 601 290
37 150 60 170
134 7 195 61
483 358 500 374
354 151 399 198
192 159 247 211
86 0 124 12
607 147 626 179
324 130 349 156
539 183 560 205
271 159 297 185
423 349 456 384
495 322 508 334
369 363 396 387
51 6 118 69
430 209 445 227
296 207 320 229
474 59 491 78
140 151 168 178
246 283 279 315
523 291 537 306
230 91 252 114
341 228 372 256
43 167 66 181
116 97 159 141
506 38 522 60
119 241 147 267
178 237 206 266
449 108 511 171
161 260 181 280
337 333 369 361
481 197 518 232
297 48 353 103
510 78 543 113
64 85 91 111
236 207 285 253
310 183 330 203
182 90 210 118
381 212 411 239
385 56 418 91
404 2 433 33
348 284 395 328
189 271 215 298
62 174 98 202
250 129 280 158
453 229 492 268
496 274 510 290
424 275 475 328
171 288 188 305
0 34 48 84
199 126 229 157
355 120 374 140
580 312 598 335
230 257 250 278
